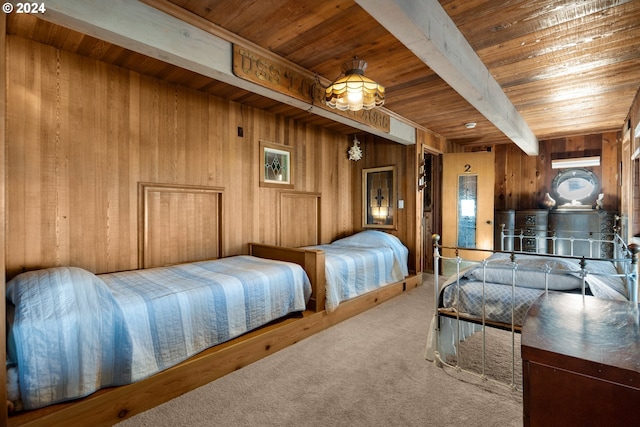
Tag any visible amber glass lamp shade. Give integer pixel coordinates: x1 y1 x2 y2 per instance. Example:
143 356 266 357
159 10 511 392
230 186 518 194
325 59 385 112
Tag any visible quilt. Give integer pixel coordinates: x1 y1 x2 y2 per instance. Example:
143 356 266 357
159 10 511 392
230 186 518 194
439 252 628 326
6 256 311 410
306 230 409 312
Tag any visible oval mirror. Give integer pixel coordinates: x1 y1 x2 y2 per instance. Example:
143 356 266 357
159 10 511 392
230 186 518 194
551 168 599 206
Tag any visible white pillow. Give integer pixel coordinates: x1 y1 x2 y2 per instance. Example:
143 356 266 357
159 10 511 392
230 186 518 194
468 254 583 291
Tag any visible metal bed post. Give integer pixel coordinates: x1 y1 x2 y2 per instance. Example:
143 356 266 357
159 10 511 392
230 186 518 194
629 244 639 303
481 259 487 381
509 252 517 389
454 246 462 372
432 234 441 367
518 229 524 253
580 257 587 298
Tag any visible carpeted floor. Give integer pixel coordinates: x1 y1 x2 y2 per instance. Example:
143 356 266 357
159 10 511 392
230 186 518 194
446 323 523 389
117 274 523 427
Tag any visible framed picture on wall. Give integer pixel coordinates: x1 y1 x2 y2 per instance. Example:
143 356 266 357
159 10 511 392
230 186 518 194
363 165 396 229
260 140 294 189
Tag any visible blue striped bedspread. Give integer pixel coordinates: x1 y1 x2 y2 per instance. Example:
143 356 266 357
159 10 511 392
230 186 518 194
306 230 409 312
6 256 311 410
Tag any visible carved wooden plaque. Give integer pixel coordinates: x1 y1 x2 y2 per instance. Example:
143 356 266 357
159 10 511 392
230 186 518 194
232 44 390 133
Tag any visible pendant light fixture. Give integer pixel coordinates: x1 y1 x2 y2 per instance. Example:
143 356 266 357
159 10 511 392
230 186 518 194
325 58 385 112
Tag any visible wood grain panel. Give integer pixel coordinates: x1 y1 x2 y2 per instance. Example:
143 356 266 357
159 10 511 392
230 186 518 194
625 90 640 236
4 34 365 279
139 183 223 268
351 133 421 273
278 192 321 247
8 2 640 148
492 133 620 212
0 12 7 417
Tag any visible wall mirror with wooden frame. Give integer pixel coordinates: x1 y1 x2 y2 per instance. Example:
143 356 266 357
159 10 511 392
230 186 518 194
363 165 396 229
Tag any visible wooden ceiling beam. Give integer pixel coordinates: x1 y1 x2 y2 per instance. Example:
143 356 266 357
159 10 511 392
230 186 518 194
357 0 539 155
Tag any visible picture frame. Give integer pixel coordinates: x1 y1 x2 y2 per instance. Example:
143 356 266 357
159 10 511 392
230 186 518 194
363 165 396 229
260 140 294 189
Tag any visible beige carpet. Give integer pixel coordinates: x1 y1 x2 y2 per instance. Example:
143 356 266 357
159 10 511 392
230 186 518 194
117 274 523 427
446 324 523 389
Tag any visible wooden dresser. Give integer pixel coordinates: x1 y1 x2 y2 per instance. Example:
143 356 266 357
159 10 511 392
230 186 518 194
548 209 616 258
495 209 616 257
515 209 548 253
521 293 640 426
495 209 547 253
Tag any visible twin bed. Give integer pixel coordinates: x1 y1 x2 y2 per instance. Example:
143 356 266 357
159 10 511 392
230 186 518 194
425 224 638 387
5 227 411 422
6 256 312 411
304 230 409 312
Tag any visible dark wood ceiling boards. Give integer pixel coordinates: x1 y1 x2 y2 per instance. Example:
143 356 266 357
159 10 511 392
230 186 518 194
155 0 640 146
442 0 640 140
6 0 640 150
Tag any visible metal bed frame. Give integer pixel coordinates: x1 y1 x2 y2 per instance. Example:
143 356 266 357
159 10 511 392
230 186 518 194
426 225 639 390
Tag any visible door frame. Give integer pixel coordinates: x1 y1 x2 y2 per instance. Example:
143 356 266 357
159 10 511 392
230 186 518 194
421 149 442 273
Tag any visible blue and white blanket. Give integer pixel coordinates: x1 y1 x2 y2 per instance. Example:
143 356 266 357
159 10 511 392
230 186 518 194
306 230 409 312
6 256 311 410
439 252 629 326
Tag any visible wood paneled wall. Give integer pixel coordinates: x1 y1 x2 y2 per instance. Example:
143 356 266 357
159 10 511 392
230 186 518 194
0 13 7 413
352 134 421 273
627 89 640 153
493 133 621 212
626 89 640 236
5 35 420 278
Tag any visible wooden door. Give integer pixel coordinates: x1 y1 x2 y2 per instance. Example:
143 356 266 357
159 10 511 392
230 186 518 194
442 151 495 261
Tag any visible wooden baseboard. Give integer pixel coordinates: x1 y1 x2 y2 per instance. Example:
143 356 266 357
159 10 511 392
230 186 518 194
8 273 422 427
324 273 422 327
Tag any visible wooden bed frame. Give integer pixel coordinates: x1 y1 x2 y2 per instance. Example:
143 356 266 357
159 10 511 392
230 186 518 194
7 245 420 426
6 184 422 426
249 243 326 312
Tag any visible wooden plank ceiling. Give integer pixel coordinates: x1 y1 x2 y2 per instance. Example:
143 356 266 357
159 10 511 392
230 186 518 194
7 0 640 150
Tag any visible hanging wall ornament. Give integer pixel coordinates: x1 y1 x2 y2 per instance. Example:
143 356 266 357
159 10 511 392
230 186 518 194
348 136 363 161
